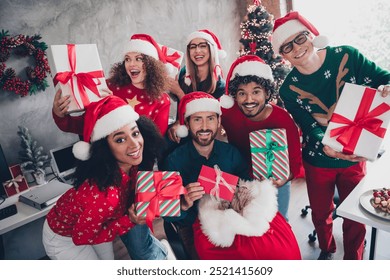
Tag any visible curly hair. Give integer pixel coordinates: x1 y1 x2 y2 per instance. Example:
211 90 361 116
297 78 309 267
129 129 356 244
72 116 166 192
227 75 277 103
107 55 169 101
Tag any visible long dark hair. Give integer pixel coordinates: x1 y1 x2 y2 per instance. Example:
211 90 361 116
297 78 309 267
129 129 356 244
73 116 165 192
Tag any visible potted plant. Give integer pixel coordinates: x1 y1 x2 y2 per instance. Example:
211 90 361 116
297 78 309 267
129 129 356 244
17 126 51 184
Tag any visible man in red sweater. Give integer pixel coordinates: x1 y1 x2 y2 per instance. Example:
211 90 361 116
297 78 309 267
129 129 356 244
220 55 302 221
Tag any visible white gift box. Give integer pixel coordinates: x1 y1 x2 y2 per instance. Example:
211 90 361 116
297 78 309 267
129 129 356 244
47 44 110 113
322 83 390 161
159 44 184 79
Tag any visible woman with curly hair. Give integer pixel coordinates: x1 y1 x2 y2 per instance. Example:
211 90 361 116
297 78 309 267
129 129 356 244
219 55 302 221
43 95 168 260
52 34 171 137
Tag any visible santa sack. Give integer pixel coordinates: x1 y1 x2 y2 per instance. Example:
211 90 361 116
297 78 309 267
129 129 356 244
194 179 301 260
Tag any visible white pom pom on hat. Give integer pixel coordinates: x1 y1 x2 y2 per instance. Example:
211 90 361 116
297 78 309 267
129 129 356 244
221 55 274 109
176 91 222 138
185 29 226 86
73 95 139 161
271 11 329 54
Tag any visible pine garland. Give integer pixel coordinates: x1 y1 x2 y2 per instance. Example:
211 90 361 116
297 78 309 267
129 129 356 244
0 30 51 97
17 126 51 173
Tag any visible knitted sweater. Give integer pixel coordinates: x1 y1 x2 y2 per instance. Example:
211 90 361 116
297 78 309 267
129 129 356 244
46 168 137 245
280 45 390 168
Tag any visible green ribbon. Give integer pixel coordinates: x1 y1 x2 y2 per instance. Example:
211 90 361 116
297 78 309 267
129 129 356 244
251 129 288 179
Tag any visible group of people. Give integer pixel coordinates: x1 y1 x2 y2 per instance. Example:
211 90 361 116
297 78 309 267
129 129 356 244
43 10 390 260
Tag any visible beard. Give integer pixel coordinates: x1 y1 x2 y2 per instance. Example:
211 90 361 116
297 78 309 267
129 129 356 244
189 129 217 147
238 102 266 118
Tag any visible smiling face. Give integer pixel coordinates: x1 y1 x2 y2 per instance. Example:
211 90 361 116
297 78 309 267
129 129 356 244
124 52 146 89
280 32 314 67
107 122 144 173
235 81 269 120
187 38 210 67
187 111 220 147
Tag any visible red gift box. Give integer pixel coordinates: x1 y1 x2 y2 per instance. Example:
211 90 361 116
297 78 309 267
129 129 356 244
197 165 238 202
135 171 186 231
2 164 29 197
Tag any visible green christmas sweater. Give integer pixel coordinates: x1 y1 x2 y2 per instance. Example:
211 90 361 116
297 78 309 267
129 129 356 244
280 45 390 168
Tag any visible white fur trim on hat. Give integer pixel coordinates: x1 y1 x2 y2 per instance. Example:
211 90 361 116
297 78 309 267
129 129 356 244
198 179 278 247
176 125 189 138
73 141 91 161
219 94 234 109
272 19 307 54
124 39 159 60
184 98 222 119
91 106 139 142
230 60 274 82
312 35 329 50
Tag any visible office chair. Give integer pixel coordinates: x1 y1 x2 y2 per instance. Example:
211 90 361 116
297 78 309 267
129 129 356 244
300 191 340 243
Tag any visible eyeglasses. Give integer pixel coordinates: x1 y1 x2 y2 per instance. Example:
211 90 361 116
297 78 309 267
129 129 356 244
187 42 209 51
279 32 309 54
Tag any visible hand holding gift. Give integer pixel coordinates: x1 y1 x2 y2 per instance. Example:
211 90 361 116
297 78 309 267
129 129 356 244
197 165 239 202
135 171 186 231
322 83 390 161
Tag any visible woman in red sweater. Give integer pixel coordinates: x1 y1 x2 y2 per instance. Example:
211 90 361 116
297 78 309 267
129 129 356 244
53 34 171 137
43 95 167 259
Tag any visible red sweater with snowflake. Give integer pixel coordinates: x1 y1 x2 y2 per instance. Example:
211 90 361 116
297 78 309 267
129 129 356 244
52 82 170 136
46 168 137 245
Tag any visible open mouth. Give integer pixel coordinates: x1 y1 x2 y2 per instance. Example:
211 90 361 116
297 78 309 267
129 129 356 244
294 49 307 59
127 149 141 158
243 103 258 109
130 69 141 78
194 55 204 61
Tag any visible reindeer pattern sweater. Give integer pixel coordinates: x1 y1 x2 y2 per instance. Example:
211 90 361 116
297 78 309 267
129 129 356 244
280 45 390 168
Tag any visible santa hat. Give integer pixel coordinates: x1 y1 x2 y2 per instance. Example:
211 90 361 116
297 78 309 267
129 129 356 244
271 11 329 54
73 95 139 161
220 55 274 109
184 29 227 86
176 91 222 138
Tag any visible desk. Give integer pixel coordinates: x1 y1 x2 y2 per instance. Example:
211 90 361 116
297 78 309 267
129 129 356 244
336 159 390 259
0 179 61 259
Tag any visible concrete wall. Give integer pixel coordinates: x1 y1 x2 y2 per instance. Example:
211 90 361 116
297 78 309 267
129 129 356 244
0 0 244 165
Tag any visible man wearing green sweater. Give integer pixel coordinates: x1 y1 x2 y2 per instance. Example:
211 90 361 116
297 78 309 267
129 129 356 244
272 11 390 260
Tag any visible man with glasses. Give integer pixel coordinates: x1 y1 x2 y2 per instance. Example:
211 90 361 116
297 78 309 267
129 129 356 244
272 11 390 260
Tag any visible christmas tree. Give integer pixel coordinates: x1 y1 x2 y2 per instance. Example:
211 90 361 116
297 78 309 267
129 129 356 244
17 126 51 173
239 1 291 95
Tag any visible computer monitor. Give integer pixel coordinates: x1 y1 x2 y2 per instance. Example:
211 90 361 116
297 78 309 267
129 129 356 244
49 142 77 183
0 144 12 198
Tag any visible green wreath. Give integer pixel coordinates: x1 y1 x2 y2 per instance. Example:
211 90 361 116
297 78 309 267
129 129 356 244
0 30 51 97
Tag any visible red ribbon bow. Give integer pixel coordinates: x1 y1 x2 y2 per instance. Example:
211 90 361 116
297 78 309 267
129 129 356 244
329 87 390 154
135 172 186 232
161 46 181 68
53 44 104 109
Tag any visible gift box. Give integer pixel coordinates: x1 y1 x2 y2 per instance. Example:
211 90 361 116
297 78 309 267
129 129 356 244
322 83 390 161
135 171 186 231
159 44 184 79
47 44 110 113
249 129 290 181
197 165 238 202
2 164 29 197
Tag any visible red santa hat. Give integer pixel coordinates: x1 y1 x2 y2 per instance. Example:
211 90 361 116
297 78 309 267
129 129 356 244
73 95 139 161
271 11 329 54
220 55 274 109
184 29 227 86
176 91 222 138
